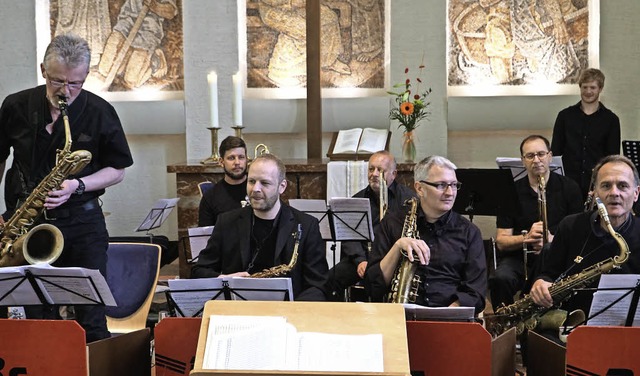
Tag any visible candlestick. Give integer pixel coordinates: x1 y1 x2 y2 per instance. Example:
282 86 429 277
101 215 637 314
201 127 222 165
232 72 243 126
232 125 244 140
207 71 219 128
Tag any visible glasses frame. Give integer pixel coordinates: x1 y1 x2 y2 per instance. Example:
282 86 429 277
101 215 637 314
522 151 550 161
419 180 462 191
45 73 85 91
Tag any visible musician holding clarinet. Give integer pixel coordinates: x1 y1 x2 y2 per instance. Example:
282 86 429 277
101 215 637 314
0 34 133 342
490 135 582 311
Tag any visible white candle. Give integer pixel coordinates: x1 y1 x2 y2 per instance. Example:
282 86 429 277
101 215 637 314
207 71 219 128
232 72 243 126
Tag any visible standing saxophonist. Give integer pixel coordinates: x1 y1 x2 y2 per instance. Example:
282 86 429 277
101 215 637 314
0 34 133 342
325 151 415 301
365 156 487 314
491 135 582 311
530 155 640 329
192 154 329 301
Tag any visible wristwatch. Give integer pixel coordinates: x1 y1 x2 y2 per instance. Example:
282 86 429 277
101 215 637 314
74 178 86 195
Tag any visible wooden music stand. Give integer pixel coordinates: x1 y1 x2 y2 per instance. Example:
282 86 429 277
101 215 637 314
190 301 410 375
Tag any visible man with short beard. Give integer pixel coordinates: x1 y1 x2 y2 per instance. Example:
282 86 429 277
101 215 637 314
192 154 329 301
198 136 248 226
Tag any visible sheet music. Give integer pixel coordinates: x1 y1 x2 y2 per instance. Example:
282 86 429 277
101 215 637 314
28 264 117 306
136 197 180 232
328 197 374 241
187 226 214 261
0 267 43 305
202 315 383 372
288 199 332 240
588 274 640 326
168 277 293 317
403 303 475 322
496 156 565 180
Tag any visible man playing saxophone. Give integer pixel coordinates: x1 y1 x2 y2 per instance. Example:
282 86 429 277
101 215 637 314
191 153 329 301
325 151 416 301
365 156 487 314
530 155 640 319
491 135 582 310
0 34 133 342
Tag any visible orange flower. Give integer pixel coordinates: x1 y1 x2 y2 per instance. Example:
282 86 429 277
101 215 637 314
400 102 414 115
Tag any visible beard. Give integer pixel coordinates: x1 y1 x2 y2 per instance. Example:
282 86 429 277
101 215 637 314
224 166 246 180
249 192 279 212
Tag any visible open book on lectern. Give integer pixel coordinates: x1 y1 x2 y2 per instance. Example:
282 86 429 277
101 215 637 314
167 277 293 317
496 156 565 181
135 197 180 232
0 264 116 307
289 198 374 242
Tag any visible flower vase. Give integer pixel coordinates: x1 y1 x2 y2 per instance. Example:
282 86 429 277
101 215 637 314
402 131 417 162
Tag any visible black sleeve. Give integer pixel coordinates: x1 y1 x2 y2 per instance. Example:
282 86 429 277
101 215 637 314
295 214 329 301
198 189 218 226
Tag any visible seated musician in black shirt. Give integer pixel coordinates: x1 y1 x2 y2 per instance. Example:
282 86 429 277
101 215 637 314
198 136 248 226
365 155 487 314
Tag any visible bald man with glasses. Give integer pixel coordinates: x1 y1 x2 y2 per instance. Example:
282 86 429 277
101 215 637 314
490 135 582 311
365 155 487 314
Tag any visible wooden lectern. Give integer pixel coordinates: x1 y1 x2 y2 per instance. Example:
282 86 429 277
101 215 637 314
190 301 411 376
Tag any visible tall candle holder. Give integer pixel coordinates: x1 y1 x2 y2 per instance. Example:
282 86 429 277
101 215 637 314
201 127 222 165
232 125 244 140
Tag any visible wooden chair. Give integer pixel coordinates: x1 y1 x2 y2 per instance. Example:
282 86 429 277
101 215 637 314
197 181 215 197
105 242 162 334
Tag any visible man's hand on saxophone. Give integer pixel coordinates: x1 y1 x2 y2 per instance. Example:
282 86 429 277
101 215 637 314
43 179 78 209
380 237 430 285
529 279 554 308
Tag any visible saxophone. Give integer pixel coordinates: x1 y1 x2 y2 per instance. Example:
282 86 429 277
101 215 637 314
486 197 630 336
250 224 302 278
386 197 422 303
0 96 93 267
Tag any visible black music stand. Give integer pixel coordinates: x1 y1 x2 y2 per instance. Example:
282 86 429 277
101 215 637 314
165 277 293 317
453 168 520 222
135 198 179 234
0 266 116 309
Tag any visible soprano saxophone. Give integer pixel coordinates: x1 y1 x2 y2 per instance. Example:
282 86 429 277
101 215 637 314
486 197 630 336
0 96 92 267
386 197 421 303
250 224 302 278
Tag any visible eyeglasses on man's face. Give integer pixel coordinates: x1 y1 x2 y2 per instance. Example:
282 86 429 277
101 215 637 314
522 151 550 161
46 75 84 90
420 180 462 191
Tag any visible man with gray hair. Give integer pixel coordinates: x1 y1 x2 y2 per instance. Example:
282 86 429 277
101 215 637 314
365 155 487 313
0 34 133 341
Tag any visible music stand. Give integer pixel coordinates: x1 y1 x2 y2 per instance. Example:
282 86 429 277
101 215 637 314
623 140 640 170
0 265 116 309
135 198 179 234
181 225 214 264
453 168 520 222
165 277 293 317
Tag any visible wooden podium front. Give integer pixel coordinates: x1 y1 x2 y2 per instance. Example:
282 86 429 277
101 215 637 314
190 301 410 375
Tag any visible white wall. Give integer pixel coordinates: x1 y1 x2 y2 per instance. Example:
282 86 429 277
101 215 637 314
1 1 639 241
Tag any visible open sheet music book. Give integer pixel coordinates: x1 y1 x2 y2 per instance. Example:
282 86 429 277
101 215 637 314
168 277 293 317
289 197 374 242
0 264 116 306
587 274 640 326
202 315 384 372
403 304 475 322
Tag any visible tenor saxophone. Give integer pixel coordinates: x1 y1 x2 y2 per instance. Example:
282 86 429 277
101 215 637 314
250 224 302 278
486 197 630 336
0 96 93 267
386 197 422 303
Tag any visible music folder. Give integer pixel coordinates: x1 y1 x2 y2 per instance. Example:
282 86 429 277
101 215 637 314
166 277 293 317
0 264 116 307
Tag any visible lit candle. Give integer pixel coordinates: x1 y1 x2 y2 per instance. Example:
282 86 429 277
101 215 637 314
232 72 243 126
207 71 219 128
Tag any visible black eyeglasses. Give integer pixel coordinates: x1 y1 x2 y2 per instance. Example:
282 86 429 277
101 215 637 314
45 72 84 90
522 151 549 161
420 180 462 191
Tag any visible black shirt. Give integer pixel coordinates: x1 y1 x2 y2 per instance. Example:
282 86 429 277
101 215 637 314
0 86 133 217
198 179 248 226
551 102 620 197
366 207 487 313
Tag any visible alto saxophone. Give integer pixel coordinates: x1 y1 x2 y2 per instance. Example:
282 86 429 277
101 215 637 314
250 224 302 278
386 197 421 303
0 96 93 267
486 197 630 336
